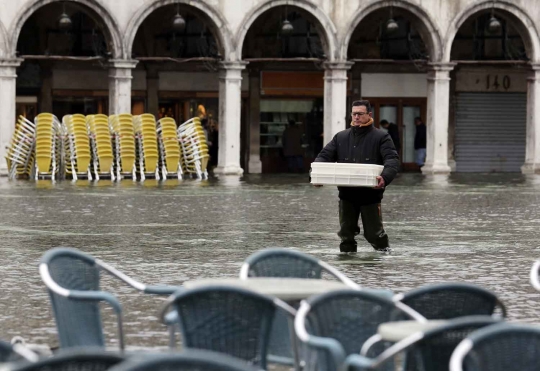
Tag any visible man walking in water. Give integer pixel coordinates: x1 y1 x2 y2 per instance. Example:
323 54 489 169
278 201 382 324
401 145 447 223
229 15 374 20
314 100 399 252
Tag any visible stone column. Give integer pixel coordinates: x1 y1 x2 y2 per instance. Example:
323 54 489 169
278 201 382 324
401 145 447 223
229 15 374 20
248 69 262 173
108 60 138 115
422 63 455 175
522 64 540 174
0 59 23 175
214 61 247 176
323 62 353 146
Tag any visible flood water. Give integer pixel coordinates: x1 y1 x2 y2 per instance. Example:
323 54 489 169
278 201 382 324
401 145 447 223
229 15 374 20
0 173 539 350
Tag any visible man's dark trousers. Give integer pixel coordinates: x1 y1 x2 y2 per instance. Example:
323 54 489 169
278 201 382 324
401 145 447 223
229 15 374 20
338 199 389 252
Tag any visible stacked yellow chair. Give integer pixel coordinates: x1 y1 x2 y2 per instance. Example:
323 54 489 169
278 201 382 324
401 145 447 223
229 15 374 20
87 114 114 180
156 117 182 179
63 114 92 180
133 114 160 180
177 117 209 179
34 113 62 181
109 114 136 179
5 116 36 179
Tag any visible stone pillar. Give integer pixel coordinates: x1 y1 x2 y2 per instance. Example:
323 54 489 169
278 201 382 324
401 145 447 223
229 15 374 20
0 59 23 175
108 60 138 115
248 70 262 173
422 63 455 175
214 61 247 176
323 62 353 146
522 64 540 174
146 66 159 117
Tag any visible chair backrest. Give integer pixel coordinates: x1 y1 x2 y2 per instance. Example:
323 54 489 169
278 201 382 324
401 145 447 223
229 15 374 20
40 248 105 348
451 323 540 371
240 249 356 287
241 248 323 279
395 283 506 320
166 286 277 369
403 316 500 371
109 350 258 371
298 290 419 371
11 348 124 371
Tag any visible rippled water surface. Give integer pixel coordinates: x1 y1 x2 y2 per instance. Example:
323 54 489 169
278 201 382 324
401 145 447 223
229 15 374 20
0 173 539 349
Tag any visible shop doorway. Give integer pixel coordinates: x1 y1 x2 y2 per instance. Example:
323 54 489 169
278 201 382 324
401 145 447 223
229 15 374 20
259 98 323 173
367 97 426 171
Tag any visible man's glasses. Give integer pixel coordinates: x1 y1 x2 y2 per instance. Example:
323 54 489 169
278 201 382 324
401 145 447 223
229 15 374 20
352 112 369 117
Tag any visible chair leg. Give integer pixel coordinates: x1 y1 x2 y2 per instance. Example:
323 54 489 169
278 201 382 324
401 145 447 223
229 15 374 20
168 325 177 349
288 317 303 371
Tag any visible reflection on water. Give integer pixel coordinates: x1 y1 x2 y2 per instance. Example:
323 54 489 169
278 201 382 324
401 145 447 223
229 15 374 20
0 173 539 349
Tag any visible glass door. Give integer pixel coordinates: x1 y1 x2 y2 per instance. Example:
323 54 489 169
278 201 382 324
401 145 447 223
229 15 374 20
379 104 398 134
402 105 421 164
366 98 426 171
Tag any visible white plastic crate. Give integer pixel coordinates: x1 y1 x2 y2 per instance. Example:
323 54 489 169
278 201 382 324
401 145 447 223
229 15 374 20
310 162 384 187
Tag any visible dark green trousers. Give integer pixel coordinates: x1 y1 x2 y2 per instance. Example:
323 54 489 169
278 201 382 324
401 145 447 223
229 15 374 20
338 200 389 252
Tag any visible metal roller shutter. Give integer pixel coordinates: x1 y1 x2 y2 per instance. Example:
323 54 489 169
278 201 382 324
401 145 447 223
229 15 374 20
455 92 526 172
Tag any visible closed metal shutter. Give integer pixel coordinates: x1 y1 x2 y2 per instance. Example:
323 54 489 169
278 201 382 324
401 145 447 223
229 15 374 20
455 92 526 172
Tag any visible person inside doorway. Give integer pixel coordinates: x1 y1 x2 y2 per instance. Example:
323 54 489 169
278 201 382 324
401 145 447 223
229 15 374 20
282 119 304 173
314 100 399 253
208 119 219 169
414 117 426 168
380 120 400 153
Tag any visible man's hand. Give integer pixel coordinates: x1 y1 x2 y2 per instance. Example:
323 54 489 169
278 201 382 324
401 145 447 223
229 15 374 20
373 176 385 189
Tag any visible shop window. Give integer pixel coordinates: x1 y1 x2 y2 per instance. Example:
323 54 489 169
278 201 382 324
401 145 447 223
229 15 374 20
260 99 323 172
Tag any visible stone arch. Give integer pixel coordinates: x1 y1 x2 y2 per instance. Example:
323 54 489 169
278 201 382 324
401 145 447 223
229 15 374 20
125 0 233 61
235 0 338 61
9 0 123 58
0 21 9 58
444 0 540 62
341 0 443 62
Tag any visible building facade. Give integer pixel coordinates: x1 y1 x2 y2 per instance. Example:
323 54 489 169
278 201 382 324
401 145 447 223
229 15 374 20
1 0 539 175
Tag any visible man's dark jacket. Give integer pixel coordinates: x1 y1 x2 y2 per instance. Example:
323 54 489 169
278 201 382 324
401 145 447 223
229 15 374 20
314 125 400 205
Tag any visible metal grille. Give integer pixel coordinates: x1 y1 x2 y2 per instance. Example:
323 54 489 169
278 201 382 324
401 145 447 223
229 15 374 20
455 92 526 172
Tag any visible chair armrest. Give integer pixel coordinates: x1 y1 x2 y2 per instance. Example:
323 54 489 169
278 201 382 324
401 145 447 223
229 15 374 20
144 285 179 295
495 298 507 318
97 260 179 296
68 290 125 351
360 334 383 356
304 334 348 369
342 354 376 371
164 311 179 325
69 290 122 314
295 300 347 369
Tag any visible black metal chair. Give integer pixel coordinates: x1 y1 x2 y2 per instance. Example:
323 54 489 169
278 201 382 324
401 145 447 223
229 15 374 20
160 285 296 370
40 247 177 350
294 289 425 371
450 323 540 371
393 283 507 320
240 248 362 369
343 316 501 371
109 350 258 371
